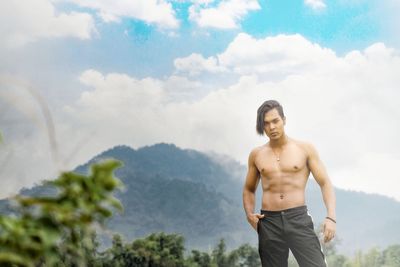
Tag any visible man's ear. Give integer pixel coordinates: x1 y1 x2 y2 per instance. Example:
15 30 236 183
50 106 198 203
283 117 286 125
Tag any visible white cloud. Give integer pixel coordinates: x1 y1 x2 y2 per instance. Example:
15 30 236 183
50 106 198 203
0 0 96 47
174 53 227 75
218 33 337 75
76 69 165 113
189 0 260 29
65 0 179 28
175 33 338 77
61 72 263 167
163 75 205 102
333 153 400 202
304 0 326 10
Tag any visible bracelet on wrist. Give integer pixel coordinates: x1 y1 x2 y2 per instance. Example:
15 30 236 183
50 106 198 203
326 216 336 223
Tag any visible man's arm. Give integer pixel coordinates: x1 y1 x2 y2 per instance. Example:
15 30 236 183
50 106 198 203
305 143 336 243
242 148 264 230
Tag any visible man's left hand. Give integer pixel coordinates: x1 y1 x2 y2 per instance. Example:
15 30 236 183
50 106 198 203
323 218 336 243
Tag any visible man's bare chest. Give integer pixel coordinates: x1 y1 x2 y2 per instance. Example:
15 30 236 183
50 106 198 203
255 146 308 177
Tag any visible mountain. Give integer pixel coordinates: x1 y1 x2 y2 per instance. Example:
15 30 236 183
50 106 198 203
79 144 248 251
1 143 400 256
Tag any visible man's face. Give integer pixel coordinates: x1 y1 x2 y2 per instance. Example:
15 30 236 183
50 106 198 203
263 108 286 140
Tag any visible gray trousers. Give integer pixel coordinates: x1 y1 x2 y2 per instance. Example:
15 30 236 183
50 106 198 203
257 205 327 267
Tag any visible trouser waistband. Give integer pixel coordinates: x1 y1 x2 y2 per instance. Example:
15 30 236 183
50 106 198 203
260 205 307 216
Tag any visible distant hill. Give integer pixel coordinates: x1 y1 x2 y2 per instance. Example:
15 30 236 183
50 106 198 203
1 143 400 256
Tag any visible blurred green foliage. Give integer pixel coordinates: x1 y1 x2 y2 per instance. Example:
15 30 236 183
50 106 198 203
0 159 123 267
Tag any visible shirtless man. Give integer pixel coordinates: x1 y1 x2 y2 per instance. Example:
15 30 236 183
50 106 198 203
242 100 336 267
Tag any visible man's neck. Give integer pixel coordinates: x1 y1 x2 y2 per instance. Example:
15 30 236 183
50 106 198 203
269 134 289 148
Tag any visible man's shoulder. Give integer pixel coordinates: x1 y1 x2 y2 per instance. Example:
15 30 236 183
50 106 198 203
249 145 266 158
291 138 316 154
252 144 268 152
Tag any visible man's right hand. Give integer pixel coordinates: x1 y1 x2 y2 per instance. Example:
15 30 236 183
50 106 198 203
247 213 265 231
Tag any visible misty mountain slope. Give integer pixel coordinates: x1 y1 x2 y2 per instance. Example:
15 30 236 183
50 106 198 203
73 143 249 249
78 144 244 203
1 142 400 255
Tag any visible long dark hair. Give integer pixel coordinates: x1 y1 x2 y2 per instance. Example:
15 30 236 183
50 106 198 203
256 100 285 135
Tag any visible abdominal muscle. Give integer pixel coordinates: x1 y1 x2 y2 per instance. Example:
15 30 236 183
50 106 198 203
259 173 309 211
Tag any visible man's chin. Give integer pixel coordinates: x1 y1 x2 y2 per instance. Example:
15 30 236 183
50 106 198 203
269 134 280 139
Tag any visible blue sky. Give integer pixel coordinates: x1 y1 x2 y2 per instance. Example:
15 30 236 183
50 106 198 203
243 0 383 50
31 0 391 78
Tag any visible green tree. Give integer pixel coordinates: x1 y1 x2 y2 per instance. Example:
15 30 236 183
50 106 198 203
100 232 187 267
211 239 230 267
362 247 384 267
382 244 400 267
187 249 213 267
98 234 126 267
228 243 260 267
327 254 349 267
0 159 123 266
